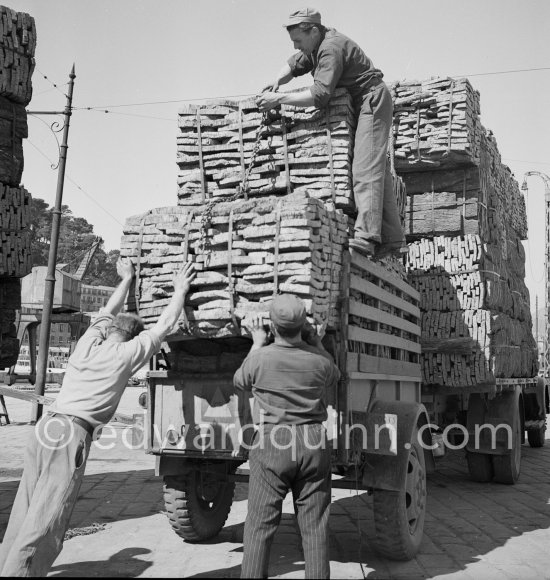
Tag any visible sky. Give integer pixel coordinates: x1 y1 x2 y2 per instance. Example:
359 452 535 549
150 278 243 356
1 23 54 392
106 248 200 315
8 0 550 309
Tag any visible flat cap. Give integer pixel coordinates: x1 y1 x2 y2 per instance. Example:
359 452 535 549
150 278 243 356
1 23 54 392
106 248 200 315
284 7 322 28
270 293 307 330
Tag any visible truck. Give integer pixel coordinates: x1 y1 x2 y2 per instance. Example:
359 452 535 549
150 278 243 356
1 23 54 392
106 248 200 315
142 248 433 561
131 78 546 561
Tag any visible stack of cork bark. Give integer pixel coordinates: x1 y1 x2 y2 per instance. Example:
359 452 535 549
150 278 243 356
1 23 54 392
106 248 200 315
390 77 482 172
0 5 35 369
119 85 409 340
177 88 357 212
398 77 537 386
121 191 348 338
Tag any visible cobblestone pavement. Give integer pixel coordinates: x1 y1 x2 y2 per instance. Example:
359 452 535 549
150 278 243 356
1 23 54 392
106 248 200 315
1 391 549 579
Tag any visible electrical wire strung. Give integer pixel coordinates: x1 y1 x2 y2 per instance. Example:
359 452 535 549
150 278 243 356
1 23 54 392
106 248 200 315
26 139 124 227
75 66 550 111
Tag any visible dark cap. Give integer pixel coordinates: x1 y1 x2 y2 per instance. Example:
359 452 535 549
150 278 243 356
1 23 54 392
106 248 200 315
284 7 322 28
270 294 307 330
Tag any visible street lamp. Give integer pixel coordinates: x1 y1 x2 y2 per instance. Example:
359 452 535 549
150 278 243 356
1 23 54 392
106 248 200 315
522 171 550 378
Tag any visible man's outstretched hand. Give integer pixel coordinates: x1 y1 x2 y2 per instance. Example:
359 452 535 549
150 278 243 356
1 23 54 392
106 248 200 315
116 257 135 281
302 320 327 347
260 81 280 93
173 261 196 296
244 313 269 350
256 91 281 112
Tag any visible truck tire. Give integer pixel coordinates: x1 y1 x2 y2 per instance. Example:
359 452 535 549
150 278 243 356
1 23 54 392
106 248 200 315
492 412 522 485
527 425 546 448
372 429 426 560
466 451 494 482
163 469 235 542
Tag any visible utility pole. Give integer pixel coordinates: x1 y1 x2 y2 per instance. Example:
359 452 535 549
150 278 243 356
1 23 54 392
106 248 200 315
522 171 550 379
32 64 76 423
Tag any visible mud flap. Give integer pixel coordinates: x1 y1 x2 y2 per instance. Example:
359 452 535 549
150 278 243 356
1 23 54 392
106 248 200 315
466 389 523 456
362 399 434 492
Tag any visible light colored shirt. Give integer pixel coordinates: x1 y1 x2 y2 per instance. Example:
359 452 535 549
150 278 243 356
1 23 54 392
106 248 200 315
233 342 340 426
287 27 383 108
52 309 161 428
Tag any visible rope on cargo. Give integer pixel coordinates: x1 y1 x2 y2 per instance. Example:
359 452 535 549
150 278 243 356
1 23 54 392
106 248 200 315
182 210 194 262
195 107 208 202
198 111 268 256
325 107 336 205
273 200 283 296
135 213 150 316
237 102 246 197
281 105 292 194
445 79 455 156
227 208 238 329
415 96 422 162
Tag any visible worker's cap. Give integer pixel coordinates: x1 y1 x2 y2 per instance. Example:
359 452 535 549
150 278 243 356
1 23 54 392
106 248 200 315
109 313 144 340
269 293 307 330
284 7 322 28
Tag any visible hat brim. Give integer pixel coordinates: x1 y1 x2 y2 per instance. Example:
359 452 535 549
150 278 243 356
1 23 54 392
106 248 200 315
284 17 322 28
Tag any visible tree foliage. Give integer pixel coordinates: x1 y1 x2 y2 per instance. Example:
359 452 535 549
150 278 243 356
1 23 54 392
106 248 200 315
29 197 119 287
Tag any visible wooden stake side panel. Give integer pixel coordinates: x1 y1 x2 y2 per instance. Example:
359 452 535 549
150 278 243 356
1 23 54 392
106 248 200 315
346 254 421 380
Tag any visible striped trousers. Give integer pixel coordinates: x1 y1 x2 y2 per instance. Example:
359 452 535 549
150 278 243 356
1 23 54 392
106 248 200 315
241 423 331 579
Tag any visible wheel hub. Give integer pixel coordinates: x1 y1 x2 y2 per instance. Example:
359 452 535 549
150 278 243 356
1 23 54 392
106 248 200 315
197 472 224 506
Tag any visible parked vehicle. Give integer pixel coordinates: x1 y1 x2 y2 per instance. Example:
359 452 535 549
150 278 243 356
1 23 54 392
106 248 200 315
143 250 432 560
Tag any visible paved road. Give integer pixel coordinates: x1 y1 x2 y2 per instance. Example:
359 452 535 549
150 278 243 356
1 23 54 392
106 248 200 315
1 389 549 579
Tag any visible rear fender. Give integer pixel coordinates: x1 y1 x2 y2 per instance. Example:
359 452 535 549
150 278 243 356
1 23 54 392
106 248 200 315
156 455 195 477
362 399 434 492
156 456 241 477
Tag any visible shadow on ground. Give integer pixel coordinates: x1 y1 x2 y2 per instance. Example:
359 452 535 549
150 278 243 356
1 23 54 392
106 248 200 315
187 444 550 579
1 445 549 578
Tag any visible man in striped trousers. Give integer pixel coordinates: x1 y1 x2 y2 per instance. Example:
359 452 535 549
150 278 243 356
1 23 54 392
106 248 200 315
234 294 340 579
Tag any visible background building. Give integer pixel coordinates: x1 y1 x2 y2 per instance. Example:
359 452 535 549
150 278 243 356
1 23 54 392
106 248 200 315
80 284 116 313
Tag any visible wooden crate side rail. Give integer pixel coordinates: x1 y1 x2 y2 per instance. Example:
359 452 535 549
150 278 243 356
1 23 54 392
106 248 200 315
347 353 421 380
348 371 422 383
348 299 420 336
348 326 421 354
350 251 420 302
349 274 420 318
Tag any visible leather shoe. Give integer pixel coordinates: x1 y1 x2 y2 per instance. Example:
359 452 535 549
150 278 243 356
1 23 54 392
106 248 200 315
349 238 376 256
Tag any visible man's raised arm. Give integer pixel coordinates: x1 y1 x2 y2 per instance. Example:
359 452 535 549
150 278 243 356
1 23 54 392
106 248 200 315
151 261 196 340
103 258 136 316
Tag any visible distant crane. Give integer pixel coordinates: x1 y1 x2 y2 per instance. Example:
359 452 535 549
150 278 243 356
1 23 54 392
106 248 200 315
6 238 101 386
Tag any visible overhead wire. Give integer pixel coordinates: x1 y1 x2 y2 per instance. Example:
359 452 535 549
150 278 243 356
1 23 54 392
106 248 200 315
34 66 69 99
451 66 550 78
26 139 124 227
74 66 550 111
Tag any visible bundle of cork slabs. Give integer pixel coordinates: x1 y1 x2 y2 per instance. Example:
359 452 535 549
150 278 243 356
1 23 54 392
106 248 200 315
394 77 538 386
121 88 407 339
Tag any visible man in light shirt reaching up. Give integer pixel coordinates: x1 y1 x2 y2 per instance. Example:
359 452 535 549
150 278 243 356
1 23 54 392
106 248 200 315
0 258 195 577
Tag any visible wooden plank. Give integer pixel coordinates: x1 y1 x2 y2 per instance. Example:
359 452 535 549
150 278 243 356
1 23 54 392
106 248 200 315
350 250 420 302
349 274 420 318
349 371 421 383
346 352 358 373
0 385 53 406
358 354 421 380
349 299 420 336
348 326 421 354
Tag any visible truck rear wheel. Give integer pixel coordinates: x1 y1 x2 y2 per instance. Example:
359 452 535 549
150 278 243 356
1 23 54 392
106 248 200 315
527 425 546 448
163 469 235 542
492 413 521 485
372 429 426 560
466 451 494 482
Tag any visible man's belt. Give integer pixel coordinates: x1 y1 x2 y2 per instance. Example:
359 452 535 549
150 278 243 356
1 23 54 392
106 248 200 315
46 412 95 438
